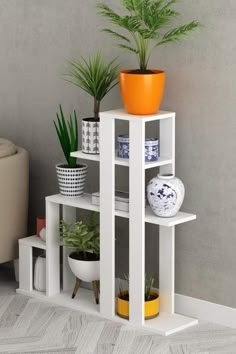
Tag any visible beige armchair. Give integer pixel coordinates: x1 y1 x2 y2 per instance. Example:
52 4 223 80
0 142 29 264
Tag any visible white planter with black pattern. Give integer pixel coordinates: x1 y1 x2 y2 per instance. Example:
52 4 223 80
56 163 87 198
82 118 99 154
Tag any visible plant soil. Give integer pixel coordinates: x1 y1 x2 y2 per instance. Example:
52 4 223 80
83 117 100 122
119 293 158 302
58 164 86 169
70 251 99 262
129 69 155 75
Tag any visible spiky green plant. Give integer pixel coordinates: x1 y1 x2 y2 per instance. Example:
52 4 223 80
54 105 78 168
98 0 201 72
60 212 100 260
65 53 119 119
121 273 156 301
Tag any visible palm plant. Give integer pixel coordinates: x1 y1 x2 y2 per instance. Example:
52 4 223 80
98 0 200 72
54 105 78 168
65 53 119 119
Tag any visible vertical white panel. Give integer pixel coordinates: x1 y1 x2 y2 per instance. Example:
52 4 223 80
62 205 76 291
160 115 175 175
159 113 175 314
129 119 145 326
100 115 115 318
46 200 60 296
159 226 175 313
19 243 32 291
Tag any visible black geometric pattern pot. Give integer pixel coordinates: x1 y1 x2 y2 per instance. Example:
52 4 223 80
56 163 88 198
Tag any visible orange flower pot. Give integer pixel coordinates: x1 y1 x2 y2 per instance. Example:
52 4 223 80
36 216 46 237
117 291 159 320
119 69 165 115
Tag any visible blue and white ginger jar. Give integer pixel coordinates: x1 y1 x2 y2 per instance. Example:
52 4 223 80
117 135 159 161
147 174 185 217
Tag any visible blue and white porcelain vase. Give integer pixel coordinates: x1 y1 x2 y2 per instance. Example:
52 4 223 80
117 135 159 161
147 174 185 217
145 138 159 162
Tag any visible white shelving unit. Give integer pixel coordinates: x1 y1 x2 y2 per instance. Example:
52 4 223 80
17 108 198 336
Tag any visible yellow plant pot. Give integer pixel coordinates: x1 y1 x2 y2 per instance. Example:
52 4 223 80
117 291 159 320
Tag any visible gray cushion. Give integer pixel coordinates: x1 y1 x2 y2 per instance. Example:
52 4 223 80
0 139 17 158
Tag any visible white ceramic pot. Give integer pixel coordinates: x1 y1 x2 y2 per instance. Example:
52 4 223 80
147 174 185 217
68 253 100 282
39 227 46 242
56 163 87 198
34 255 46 291
82 118 99 154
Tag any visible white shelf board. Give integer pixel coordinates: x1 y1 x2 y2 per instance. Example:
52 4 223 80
100 108 175 122
143 312 198 336
16 287 99 316
19 235 46 250
16 288 197 336
46 193 99 212
46 193 196 227
71 150 172 170
145 207 196 227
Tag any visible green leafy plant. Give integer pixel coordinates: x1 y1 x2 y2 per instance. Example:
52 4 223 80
65 53 119 119
98 0 201 72
120 274 156 301
60 212 100 260
54 105 78 168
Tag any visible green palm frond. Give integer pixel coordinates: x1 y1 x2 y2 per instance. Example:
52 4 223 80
54 105 78 168
64 53 119 118
98 0 201 71
157 21 200 45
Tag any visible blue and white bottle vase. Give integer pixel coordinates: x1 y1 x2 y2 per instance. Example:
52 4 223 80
147 174 185 217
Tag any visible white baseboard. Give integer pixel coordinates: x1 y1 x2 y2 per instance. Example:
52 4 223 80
175 293 236 329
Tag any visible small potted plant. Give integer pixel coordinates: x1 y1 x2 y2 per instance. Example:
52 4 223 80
98 0 200 115
54 105 87 198
60 212 100 303
117 275 159 320
65 53 119 154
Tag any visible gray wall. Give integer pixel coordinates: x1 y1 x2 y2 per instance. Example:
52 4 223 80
0 0 235 308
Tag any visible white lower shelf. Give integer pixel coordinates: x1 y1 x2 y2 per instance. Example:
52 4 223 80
16 288 197 336
19 235 46 250
46 193 196 227
143 313 198 336
16 287 99 316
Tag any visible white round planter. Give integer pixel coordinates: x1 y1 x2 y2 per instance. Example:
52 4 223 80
147 174 185 217
34 255 46 292
68 253 100 282
56 163 87 198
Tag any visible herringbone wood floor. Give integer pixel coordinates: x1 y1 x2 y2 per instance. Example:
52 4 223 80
1 264 236 354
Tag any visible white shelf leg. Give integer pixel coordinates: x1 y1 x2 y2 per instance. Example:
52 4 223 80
160 115 175 175
159 225 175 314
46 200 60 296
129 119 145 326
19 243 33 291
62 205 76 291
100 116 115 319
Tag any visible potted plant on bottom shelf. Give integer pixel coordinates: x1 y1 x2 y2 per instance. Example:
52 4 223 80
64 53 119 155
54 105 87 198
60 212 100 304
98 0 200 115
117 275 159 320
